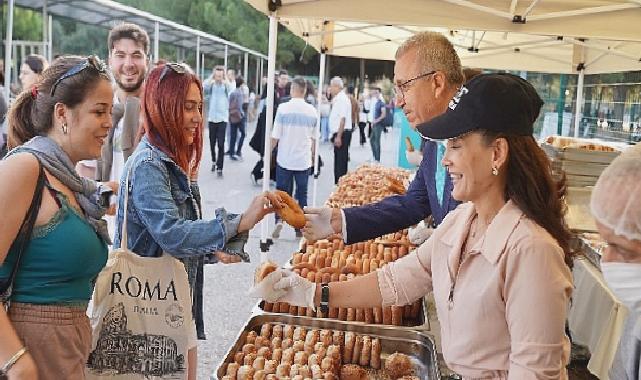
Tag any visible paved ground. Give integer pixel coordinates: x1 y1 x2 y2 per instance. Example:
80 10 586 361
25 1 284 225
196 122 401 379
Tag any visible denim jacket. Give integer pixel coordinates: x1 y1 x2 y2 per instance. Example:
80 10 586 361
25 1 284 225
113 136 241 260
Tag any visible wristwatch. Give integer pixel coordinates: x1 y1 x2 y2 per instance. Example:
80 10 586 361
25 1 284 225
320 283 330 313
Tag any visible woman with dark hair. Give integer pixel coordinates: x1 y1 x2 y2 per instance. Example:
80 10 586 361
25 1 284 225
260 74 574 378
114 63 279 379
305 79 317 107
19 54 48 91
0 56 113 379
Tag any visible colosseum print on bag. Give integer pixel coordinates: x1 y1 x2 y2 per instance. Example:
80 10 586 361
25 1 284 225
85 169 195 380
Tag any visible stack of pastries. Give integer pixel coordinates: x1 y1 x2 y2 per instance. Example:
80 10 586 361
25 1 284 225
223 323 418 380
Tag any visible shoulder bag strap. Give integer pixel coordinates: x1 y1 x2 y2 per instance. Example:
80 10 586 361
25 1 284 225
0 161 46 303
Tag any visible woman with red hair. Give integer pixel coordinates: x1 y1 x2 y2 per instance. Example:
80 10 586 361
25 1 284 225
113 63 278 379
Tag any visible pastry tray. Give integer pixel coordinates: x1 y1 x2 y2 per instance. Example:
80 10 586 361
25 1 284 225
213 313 441 380
253 295 430 331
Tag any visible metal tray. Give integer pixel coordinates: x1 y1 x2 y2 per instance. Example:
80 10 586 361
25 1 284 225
542 143 620 164
214 314 441 380
253 296 430 331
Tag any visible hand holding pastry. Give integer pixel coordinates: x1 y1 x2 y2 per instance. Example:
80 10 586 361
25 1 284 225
248 262 286 302
239 192 282 233
273 269 317 310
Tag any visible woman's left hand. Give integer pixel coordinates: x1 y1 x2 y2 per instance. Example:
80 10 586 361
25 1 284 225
238 192 282 233
214 251 242 264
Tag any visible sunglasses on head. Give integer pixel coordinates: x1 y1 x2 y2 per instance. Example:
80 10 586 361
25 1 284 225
159 63 190 83
50 55 108 97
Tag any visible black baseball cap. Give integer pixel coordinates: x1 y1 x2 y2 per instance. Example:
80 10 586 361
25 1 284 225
417 73 544 140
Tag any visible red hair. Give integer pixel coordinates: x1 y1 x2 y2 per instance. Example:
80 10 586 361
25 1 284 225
142 65 203 174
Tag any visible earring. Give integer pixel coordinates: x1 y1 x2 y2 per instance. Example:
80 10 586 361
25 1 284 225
492 166 499 176
62 123 68 135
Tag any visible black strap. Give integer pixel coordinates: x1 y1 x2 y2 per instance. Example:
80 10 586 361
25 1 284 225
0 161 46 303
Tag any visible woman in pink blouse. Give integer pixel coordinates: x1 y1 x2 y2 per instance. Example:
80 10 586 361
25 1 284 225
262 74 574 379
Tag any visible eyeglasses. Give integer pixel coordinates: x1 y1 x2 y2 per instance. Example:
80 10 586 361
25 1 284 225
159 63 190 83
50 55 108 97
393 70 436 100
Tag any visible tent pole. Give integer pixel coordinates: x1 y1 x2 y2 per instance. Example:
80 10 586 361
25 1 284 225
259 13 279 257
195 36 201 80
574 68 585 138
255 57 260 95
47 15 52 62
224 45 228 72
4 0 15 102
153 21 159 63
244 52 249 80
42 0 47 58
312 53 327 207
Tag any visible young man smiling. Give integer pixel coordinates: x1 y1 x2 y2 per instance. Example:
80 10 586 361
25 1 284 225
96 23 149 184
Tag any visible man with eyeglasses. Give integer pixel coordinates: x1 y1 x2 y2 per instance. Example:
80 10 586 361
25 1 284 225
304 32 465 245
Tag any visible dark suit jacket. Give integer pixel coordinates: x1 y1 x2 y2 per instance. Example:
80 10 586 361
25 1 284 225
343 140 459 244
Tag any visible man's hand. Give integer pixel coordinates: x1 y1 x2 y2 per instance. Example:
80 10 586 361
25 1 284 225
406 150 423 166
214 251 242 264
302 207 342 242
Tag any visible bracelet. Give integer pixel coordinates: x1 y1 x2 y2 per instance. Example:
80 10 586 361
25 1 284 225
0 347 28 376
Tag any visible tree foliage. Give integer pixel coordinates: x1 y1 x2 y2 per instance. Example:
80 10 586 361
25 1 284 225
115 0 315 69
2 1 315 72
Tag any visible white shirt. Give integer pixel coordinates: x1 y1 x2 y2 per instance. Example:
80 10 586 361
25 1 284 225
271 98 319 171
329 90 352 134
365 97 375 123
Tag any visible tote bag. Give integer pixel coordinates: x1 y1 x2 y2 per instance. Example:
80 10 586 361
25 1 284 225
86 168 195 380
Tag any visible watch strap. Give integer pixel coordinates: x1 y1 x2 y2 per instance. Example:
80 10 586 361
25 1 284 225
320 283 330 313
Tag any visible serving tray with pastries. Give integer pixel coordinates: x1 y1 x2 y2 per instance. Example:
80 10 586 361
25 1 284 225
215 314 440 380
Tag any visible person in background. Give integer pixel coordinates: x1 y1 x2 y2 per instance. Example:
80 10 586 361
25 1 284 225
369 87 386 162
590 144 641 380
226 68 237 92
0 55 113 380
204 65 233 177
94 22 149 226
267 74 574 379
328 77 352 184
19 55 48 92
228 76 245 162
357 93 368 146
114 63 280 379
270 77 318 239
276 69 290 100
318 90 331 143
305 79 317 107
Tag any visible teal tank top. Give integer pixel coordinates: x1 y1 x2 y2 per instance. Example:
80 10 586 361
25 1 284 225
0 184 108 304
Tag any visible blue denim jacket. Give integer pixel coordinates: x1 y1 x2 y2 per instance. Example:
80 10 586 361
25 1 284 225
113 137 240 260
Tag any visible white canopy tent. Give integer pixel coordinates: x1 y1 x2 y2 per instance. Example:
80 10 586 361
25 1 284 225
245 0 641 251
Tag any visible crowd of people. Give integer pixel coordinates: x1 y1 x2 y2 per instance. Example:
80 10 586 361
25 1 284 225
0 18 638 380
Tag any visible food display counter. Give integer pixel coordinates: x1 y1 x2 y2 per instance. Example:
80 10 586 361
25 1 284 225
215 165 440 379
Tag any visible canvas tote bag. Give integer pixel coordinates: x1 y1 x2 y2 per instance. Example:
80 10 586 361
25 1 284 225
86 168 195 380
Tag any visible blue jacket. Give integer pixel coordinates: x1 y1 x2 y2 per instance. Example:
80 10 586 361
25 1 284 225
114 136 240 259
343 140 459 244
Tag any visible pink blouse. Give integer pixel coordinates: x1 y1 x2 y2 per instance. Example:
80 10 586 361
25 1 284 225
377 201 572 379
